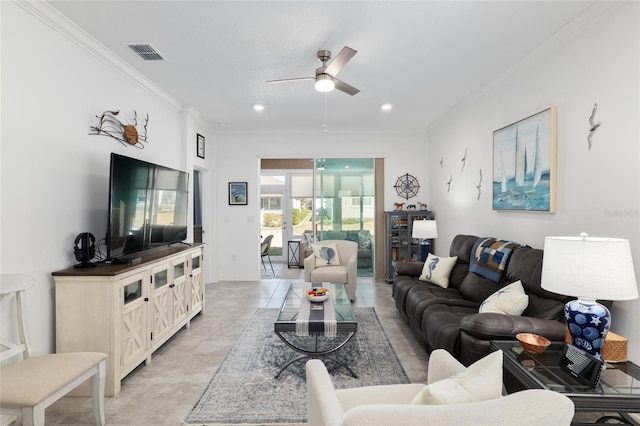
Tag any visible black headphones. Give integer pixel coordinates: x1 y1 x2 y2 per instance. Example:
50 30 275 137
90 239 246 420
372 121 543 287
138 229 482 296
74 232 96 263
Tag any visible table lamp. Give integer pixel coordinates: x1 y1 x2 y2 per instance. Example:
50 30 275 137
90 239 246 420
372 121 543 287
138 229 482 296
541 233 638 360
411 220 438 262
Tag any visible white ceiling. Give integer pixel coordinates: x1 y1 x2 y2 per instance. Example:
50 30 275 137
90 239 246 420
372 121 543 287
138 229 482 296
48 1 598 133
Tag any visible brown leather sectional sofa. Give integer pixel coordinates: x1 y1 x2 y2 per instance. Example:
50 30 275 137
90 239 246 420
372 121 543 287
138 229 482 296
392 234 575 366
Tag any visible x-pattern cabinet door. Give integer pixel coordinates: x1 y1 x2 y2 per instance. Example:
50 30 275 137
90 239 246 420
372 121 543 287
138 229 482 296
172 257 189 324
151 264 172 344
189 252 203 314
121 272 148 372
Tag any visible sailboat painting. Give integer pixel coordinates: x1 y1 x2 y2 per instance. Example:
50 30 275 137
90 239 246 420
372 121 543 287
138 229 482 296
493 107 557 212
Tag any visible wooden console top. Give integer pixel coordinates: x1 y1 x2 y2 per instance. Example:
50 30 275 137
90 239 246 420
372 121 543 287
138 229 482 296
52 243 205 277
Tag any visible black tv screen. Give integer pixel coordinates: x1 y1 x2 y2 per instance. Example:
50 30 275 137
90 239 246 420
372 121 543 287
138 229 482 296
107 153 189 260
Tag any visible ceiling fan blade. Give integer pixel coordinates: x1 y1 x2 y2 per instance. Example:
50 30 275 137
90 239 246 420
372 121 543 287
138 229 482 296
334 78 360 96
266 77 314 84
324 46 357 77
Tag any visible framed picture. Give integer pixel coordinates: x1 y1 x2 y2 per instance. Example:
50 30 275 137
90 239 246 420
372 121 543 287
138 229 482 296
228 182 247 205
196 133 205 159
493 107 557 212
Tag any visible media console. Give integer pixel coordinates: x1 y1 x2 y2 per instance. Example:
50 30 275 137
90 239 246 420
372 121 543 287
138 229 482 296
52 243 206 396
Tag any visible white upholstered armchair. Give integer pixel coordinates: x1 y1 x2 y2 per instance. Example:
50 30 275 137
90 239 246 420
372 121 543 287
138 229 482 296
306 349 574 426
304 240 358 301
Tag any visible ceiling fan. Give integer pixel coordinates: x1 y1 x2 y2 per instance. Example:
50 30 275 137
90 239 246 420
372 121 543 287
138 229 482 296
267 46 360 96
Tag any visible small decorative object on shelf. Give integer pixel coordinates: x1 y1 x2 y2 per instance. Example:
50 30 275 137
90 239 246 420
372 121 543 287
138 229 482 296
394 173 420 200
89 110 149 148
393 202 404 211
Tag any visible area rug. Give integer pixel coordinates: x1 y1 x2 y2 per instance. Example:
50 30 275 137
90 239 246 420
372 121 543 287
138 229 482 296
185 307 409 425
261 261 304 280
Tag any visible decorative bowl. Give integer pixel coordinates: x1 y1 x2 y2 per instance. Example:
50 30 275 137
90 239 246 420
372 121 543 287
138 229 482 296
516 333 551 354
306 287 330 302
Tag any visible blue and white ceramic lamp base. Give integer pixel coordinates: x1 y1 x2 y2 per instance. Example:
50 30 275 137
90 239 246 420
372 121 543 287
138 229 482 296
565 298 610 360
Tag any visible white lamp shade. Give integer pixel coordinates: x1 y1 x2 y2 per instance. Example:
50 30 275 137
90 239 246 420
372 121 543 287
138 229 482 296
412 220 438 239
541 234 639 301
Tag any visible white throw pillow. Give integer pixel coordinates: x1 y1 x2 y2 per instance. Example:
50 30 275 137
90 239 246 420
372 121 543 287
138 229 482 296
313 243 341 267
410 350 503 405
479 280 529 315
418 253 458 288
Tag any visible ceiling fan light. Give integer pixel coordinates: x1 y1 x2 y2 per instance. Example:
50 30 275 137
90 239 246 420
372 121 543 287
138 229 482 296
315 74 335 92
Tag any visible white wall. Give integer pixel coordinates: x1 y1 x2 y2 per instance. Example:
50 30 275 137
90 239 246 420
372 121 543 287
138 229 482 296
214 131 428 281
427 3 640 362
0 2 213 353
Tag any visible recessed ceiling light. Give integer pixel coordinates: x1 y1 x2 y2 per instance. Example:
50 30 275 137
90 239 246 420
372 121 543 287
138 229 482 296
381 103 393 111
253 104 265 111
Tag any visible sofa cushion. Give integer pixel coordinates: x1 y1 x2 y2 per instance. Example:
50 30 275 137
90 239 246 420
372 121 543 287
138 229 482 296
419 254 458 288
313 243 341 267
310 266 347 283
479 280 529 315
405 284 466 337
458 272 507 304
422 302 478 354
410 349 503 405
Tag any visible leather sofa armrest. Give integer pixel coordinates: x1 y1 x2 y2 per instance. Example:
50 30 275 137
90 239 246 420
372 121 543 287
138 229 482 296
460 313 566 341
394 261 424 277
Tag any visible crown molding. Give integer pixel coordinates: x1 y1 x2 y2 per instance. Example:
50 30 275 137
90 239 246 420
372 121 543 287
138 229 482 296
13 0 183 111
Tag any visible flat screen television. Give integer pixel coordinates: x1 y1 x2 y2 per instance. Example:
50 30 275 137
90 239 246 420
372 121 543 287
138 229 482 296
107 153 189 261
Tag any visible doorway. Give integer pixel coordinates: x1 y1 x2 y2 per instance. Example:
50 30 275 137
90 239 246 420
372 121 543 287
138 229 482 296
193 169 203 243
260 184 287 261
260 158 379 278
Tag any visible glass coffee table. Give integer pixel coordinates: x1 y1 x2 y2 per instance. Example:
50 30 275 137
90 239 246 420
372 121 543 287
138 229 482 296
274 282 357 378
491 340 640 425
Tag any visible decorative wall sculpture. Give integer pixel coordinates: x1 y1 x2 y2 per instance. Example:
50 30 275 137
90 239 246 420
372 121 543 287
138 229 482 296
394 173 420 200
90 110 149 148
588 103 601 150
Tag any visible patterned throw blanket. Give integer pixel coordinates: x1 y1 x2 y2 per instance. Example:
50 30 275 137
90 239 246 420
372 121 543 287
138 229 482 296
468 237 521 282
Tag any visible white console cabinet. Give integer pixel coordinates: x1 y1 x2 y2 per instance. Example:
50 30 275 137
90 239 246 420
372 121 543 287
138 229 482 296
53 244 205 396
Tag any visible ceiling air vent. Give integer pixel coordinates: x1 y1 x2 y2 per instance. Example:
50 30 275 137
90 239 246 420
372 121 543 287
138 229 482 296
125 43 165 61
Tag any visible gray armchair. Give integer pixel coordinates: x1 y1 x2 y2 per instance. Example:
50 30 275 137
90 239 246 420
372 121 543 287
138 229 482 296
304 240 358 301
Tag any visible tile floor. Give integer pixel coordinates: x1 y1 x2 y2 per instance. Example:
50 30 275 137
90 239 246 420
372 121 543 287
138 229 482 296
44 267 615 425
45 272 429 426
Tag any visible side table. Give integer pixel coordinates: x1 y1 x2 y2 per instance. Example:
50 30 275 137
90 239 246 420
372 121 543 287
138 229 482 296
287 240 301 268
490 340 640 425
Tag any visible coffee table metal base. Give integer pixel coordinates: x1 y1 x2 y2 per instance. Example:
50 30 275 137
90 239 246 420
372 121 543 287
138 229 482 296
274 331 357 378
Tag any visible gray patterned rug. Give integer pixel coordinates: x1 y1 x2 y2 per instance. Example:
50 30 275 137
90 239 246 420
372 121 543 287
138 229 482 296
185 308 409 425
261 261 303 280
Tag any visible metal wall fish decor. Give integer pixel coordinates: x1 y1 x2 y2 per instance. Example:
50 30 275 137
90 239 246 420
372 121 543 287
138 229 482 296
89 110 149 148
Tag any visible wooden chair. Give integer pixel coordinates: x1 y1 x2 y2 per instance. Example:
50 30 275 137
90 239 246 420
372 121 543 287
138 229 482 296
0 274 107 426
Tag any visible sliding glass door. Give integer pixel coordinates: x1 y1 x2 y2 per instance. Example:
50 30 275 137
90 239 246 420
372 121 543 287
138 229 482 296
315 158 375 276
